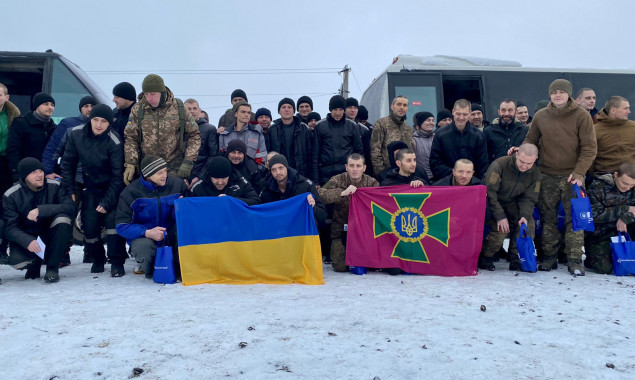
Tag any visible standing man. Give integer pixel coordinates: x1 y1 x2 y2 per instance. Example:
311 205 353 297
411 112 435 181
0 83 20 195
268 98 313 180
184 98 218 187
61 104 127 276
515 101 531 125
123 74 201 184
370 95 412 177
218 100 267 163
469 104 489 132
429 99 489 180
485 99 528 162
346 97 371 175
111 82 136 139
522 79 597 275
217 89 255 130
306 112 321 131
296 95 313 124
255 107 273 151
436 109 453 128
593 96 635 173
318 153 379 272
575 87 599 124
6 92 56 182
478 143 541 271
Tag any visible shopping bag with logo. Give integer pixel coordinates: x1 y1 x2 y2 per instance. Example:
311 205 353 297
153 232 176 284
571 184 595 232
516 222 537 273
611 232 635 276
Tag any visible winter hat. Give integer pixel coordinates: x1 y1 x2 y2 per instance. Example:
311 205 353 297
89 104 114 125
231 89 248 102
471 104 484 113
79 96 98 112
226 139 247 155
548 79 572 97
268 154 289 170
142 74 166 93
32 92 55 110
516 101 527 108
358 105 369 121
232 100 251 113
535 100 550 113
113 82 136 101
345 97 359 108
329 95 346 111
307 112 321 122
278 97 296 112
297 96 313 109
255 108 272 120
18 157 44 182
140 155 167 178
207 156 232 178
437 109 452 121
415 111 434 127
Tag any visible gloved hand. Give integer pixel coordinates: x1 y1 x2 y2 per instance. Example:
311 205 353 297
177 160 193 179
123 164 135 185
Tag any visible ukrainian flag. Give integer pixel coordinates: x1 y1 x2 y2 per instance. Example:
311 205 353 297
175 194 323 285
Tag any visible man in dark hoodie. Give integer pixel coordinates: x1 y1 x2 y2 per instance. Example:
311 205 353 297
111 82 136 139
380 149 426 188
378 141 429 184
268 98 313 180
224 139 265 193
190 156 260 205
6 92 56 182
370 95 412 176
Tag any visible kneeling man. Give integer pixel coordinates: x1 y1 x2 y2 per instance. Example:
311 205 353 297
190 156 260 205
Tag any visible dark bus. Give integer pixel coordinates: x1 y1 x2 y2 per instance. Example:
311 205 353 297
0 50 110 123
360 55 635 124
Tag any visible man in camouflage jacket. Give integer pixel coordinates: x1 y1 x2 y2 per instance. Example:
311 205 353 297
370 96 413 177
123 74 201 184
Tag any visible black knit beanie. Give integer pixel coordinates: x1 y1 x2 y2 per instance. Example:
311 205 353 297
471 104 484 113
268 154 289 170
227 139 247 155
113 82 137 101
437 109 452 121
32 92 55 110
79 96 98 112
278 97 296 112
358 105 369 120
307 112 321 122
207 156 232 178
345 97 359 108
329 95 346 111
89 104 114 125
18 157 44 182
255 108 272 120
415 111 434 127
231 89 248 102
142 74 166 93
141 155 167 178
297 95 313 109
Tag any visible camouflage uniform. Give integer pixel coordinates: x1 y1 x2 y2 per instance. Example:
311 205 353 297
318 172 379 272
585 173 635 273
124 88 201 178
481 155 541 264
370 112 412 176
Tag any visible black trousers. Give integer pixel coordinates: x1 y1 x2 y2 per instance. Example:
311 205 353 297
82 188 127 265
9 216 72 270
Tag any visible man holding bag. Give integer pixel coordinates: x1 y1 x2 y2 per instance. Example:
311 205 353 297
585 163 635 274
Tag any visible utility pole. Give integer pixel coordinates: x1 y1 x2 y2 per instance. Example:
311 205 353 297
339 65 350 99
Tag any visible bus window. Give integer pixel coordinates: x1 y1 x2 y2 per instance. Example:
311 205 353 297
50 58 90 122
394 85 437 125
442 76 483 112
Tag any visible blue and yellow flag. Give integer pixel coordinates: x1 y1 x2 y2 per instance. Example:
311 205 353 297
175 194 323 285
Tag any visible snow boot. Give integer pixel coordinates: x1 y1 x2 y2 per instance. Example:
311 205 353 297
44 268 59 283
110 263 125 277
509 260 522 272
568 259 585 276
478 256 496 271
25 263 41 279
91 261 105 273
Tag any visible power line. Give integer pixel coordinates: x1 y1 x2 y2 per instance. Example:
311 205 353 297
351 70 364 95
87 68 341 75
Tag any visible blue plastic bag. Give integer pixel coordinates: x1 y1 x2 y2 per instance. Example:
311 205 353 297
571 184 595 232
516 223 537 273
557 202 565 232
611 232 635 276
153 232 176 284
533 206 542 237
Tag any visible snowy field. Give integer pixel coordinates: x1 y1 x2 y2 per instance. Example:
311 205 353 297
1 246 634 380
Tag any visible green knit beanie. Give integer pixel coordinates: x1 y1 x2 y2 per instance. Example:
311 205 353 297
142 74 166 93
548 79 572 98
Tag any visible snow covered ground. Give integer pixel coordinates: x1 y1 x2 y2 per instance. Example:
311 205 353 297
1 246 634 380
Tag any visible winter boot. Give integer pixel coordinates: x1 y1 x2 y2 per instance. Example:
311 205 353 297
478 256 496 271
25 263 41 279
59 249 71 268
91 261 105 273
385 268 404 276
568 259 585 276
82 246 94 263
509 259 522 272
110 263 125 277
44 268 60 283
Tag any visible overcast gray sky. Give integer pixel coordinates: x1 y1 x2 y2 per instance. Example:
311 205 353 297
4 0 635 123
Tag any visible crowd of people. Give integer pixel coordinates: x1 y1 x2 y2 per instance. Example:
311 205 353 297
0 75 633 284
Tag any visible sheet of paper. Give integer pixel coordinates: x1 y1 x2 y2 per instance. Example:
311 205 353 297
35 236 46 260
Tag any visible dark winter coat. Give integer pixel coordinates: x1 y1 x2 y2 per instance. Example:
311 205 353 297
429 122 489 180
193 118 218 178
484 118 529 163
6 112 56 181
260 167 327 223
41 114 87 175
190 171 260 205
312 114 363 185
587 173 635 236
112 102 135 141
268 116 313 180
116 176 188 243
227 154 266 193
377 141 430 184
61 123 124 212
2 179 75 249
380 168 425 186
432 174 482 187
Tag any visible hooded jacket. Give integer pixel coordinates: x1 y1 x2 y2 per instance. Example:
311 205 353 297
523 99 596 181
227 153 266 193
6 112 56 181
268 116 313 180
190 171 260 206
593 109 635 173
429 122 489 180
380 168 425 186
377 141 430 184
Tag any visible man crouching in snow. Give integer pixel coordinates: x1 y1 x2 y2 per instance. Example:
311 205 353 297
116 155 188 280
2 158 74 283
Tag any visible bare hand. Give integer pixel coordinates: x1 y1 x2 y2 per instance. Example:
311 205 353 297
188 177 200 189
96 205 107 214
567 174 583 187
217 126 226 134
341 185 357 196
617 219 628 232
628 206 635 215
410 180 424 188
27 240 42 253
518 217 528 226
71 194 76 202
218 194 226 197
145 226 166 241
27 208 39 222
497 218 510 234
45 173 61 180
307 194 316 207
507 146 519 156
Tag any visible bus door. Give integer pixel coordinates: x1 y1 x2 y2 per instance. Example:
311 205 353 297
388 72 443 125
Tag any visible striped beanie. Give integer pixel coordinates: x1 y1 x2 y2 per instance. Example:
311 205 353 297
141 155 167 178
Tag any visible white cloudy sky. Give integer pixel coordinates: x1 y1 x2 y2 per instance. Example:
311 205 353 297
4 0 634 122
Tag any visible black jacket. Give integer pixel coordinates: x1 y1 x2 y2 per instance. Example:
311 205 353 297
380 168 425 186
484 119 528 163
193 118 219 178
268 116 313 180
61 124 125 212
227 154 266 193
2 179 75 249
429 122 489 180
260 167 327 223
6 112 56 181
112 102 135 140
190 171 260 205
312 114 363 185
432 174 482 186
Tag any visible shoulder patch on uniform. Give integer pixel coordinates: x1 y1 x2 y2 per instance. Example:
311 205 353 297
4 183 22 197
108 131 121 145
71 125 83 131
534 182 541 193
46 179 60 186
488 172 500 185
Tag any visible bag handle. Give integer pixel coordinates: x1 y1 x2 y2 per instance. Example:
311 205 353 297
618 232 632 243
572 183 586 198
157 231 168 247
520 222 530 238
